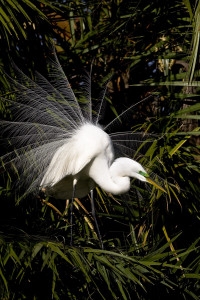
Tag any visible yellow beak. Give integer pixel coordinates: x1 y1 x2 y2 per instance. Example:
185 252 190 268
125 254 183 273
146 177 167 193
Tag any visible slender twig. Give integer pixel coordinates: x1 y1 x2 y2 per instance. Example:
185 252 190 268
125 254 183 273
39 196 69 223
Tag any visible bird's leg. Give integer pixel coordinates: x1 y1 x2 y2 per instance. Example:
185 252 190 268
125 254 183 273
70 179 77 246
90 189 104 249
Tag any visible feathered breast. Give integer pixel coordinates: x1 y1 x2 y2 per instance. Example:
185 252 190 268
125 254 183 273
40 122 114 188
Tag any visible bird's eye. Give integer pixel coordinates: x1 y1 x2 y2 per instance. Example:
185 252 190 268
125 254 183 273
138 171 149 178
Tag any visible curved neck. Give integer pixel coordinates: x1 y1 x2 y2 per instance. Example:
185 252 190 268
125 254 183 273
88 156 130 195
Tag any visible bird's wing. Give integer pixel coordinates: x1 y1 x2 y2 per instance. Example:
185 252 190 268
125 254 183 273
40 134 108 187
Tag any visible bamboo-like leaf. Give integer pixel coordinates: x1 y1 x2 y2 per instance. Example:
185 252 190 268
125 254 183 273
174 115 200 120
115 263 146 289
48 243 73 265
0 266 8 293
175 104 200 115
183 0 193 19
69 249 91 282
183 273 200 279
31 242 44 259
115 278 128 300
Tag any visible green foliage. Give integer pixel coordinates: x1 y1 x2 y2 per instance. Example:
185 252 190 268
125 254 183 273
0 0 59 44
0 232 199 299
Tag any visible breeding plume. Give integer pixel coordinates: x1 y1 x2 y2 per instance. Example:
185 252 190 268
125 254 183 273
0 55 164 247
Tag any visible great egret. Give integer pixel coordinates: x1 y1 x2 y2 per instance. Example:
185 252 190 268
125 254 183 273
0 54 165 248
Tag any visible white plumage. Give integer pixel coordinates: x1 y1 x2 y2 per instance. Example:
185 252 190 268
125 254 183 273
40 122 147 199
0 54 163 202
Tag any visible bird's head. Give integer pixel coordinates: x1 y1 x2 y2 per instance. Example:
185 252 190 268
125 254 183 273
129 160 166 193
111 158 166 193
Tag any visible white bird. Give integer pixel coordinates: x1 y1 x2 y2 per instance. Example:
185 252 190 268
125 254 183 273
40 122 148 200
0 54 165 247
